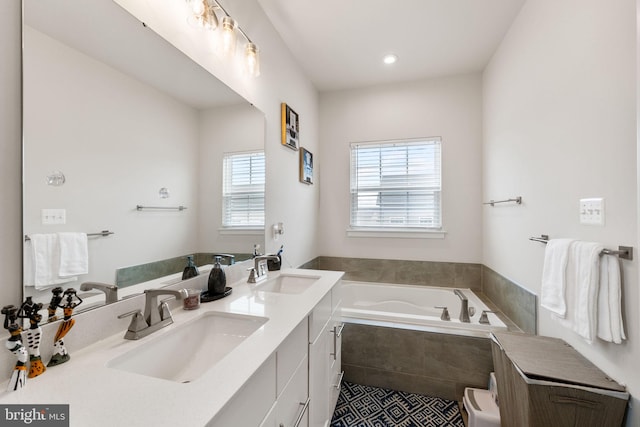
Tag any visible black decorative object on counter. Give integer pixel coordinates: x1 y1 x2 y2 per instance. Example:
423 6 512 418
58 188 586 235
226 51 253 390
1 304 27 391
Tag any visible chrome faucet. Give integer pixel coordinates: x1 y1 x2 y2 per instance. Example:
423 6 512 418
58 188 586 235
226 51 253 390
80 282 118 304
454 289 471 323
248 255 280 283
118 288 188 340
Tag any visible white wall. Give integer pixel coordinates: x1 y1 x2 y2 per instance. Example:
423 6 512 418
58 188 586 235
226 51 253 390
198 104 265 254
23 27 200 292
115 0 320 268
318 74 483 262
483 0 639 422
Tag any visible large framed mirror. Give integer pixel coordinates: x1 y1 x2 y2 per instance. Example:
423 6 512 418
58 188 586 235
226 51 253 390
22 0 266 315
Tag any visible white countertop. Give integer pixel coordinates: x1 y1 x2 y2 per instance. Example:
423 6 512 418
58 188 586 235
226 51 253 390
0 268 343 427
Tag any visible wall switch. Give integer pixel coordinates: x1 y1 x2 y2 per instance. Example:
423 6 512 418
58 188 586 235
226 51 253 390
579 198 604 226
42 209 66 225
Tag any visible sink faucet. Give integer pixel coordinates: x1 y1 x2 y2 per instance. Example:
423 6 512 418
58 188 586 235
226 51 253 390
80 282 118 304
248 255 280 283
454 289 471 323
118 288 188 340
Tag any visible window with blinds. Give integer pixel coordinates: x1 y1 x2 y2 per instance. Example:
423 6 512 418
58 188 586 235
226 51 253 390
222 151 265 228
350 138 442 230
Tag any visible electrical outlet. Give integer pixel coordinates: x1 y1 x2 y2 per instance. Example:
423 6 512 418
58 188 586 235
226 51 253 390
42 209 66 225
579 198 604 226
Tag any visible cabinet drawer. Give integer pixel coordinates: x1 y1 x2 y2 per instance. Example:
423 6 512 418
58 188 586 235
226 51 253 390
277 355 309 427
277 318 309 397
308 292 331 343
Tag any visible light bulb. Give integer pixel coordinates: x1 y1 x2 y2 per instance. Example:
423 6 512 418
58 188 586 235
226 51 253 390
245 43 260 77
187 0 205 16
383 54 398 65
221 16 237 57
187 0 218 30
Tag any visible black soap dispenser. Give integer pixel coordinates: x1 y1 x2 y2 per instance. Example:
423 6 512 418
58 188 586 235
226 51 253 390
182 255 199 280
208 256 227 294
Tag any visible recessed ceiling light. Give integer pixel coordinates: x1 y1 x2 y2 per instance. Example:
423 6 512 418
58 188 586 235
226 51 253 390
383 54 398 65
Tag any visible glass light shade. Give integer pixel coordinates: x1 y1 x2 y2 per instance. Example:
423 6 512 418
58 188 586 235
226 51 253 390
221 16 238 57
245 43 260 77
187 0 218 30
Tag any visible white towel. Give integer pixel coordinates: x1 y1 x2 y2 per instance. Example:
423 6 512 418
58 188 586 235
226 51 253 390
29 233 78 290
597 254 626 344
57 232 89 277
555 241 602 343
540 238 575 317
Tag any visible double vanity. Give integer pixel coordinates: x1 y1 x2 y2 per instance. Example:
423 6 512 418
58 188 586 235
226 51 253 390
0 268 344 427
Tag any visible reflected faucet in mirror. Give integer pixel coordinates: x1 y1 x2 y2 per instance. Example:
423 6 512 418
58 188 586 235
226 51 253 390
80 282 118 304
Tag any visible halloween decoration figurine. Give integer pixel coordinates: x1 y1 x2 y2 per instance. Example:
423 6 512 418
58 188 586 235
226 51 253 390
47 288 82 367
47 287 64 322
1 305 27 391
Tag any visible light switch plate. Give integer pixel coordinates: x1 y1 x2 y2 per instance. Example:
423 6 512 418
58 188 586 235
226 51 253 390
579 198 604 226
42 209 66 225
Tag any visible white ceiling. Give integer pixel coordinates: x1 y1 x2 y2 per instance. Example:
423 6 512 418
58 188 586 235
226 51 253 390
258 0 526 92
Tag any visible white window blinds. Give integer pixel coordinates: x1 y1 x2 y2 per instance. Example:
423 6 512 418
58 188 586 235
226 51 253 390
350 138 442 229
222 151 265 228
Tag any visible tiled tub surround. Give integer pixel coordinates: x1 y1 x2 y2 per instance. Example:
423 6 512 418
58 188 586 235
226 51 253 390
341 323 494 402
301 256 536 334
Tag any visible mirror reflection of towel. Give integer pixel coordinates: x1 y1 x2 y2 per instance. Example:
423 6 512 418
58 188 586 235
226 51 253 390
29 234 77 290
57 232 89 277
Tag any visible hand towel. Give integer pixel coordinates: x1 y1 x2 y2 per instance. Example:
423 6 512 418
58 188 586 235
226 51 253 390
540 238 575 317
57 232 89 277
556 241 602 343
30 233 78 290
597 254 626 344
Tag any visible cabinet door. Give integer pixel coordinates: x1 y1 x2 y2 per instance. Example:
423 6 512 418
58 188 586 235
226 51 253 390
308 324 330 427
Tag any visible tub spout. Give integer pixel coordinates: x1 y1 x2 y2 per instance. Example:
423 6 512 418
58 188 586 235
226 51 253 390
454 290 470 323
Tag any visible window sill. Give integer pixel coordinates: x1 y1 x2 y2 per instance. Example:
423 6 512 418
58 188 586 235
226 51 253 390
346 228 446 239
219 228 264 236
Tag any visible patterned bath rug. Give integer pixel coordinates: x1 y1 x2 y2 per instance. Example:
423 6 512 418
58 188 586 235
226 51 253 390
331 381 464 427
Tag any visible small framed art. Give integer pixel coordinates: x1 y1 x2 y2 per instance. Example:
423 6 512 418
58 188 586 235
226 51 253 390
281 103 299 150
299 147 313 184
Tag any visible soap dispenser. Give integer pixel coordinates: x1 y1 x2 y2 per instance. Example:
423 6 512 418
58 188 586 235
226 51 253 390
182 255 199 280
208 256 227 294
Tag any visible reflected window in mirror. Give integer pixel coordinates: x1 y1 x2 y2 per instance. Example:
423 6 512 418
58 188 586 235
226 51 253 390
222 151 265 229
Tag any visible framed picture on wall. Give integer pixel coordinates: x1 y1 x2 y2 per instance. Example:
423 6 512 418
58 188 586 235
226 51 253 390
299 147 313 184
281 103 299 150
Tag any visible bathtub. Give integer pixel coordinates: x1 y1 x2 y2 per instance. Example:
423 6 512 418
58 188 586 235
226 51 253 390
340 281 508 336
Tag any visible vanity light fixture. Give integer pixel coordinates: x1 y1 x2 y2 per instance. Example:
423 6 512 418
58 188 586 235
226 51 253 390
184 0 260 77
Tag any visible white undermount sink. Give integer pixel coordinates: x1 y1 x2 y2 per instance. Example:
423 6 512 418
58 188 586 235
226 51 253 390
108 311 268 383
256 274 320 294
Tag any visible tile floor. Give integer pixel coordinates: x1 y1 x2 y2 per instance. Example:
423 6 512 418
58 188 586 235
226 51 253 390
331 381 465 427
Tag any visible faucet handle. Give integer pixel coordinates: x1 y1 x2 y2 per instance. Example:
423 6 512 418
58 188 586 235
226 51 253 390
435 306 450 321
118 310 148 339
479 310 495 325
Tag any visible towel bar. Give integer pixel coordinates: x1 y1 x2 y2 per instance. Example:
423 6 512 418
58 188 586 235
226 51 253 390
529 235 633 260
25 230 114 241
483 196 522 206
136 205 187 211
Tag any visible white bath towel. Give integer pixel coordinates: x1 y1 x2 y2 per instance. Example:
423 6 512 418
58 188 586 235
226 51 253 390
57 232 89 277
597 254 626 344
540 238 575 317
29 233 78 290
556 241 603 343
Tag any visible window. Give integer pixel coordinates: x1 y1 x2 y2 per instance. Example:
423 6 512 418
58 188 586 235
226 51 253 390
349 138 442 234
222 151 265 228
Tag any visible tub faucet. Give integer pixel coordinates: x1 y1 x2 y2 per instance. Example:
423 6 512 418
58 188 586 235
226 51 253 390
248 255 280 283
118 288 188 340
454 290 470 323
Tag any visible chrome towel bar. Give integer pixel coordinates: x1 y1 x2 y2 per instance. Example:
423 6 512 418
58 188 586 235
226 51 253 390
25 230 114 241
483 196 522 206
136 205 187 211
529 235 633 260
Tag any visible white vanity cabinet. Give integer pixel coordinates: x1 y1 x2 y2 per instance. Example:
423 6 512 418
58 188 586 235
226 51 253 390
261 319 310 427
308 282 343 427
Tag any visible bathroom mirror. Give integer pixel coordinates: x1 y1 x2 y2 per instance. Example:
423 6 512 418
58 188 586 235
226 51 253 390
22 0 265 314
